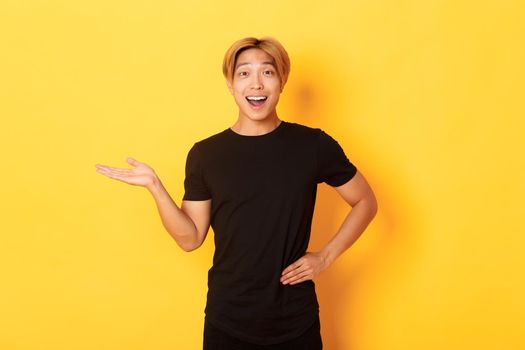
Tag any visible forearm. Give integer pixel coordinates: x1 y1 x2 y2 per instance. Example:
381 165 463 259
319 197 377 266
146 177 198 249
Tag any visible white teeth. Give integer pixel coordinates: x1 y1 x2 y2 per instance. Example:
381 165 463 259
246 96 267 101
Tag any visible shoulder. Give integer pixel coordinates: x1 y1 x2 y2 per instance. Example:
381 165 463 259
191 128 230 151
286 121 321 133
282 121 325 141
290 123 349 159
290 121 342 143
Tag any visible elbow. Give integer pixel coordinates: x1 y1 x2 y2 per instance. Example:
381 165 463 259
179 238 204 252
358 192 378 219
369 194 379 218
180 242 198 252
182 245 199 253
371 202 378 219
172 225 204 252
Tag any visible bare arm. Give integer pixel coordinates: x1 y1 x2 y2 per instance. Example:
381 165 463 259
95 157 211 252
147 178 211 252
318 170 378 265
281 170 378 285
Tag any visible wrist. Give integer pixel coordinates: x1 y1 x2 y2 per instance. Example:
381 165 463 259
146 175 163 194
319 248 335 268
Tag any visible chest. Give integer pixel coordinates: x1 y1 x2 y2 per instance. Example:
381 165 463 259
203 142 317 201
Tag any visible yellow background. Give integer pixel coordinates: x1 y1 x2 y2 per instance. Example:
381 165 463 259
1 1 524 349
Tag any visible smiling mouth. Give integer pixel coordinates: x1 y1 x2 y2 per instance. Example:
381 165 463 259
246 96 267 107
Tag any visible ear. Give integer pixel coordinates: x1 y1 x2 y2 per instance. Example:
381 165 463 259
226 79 234 95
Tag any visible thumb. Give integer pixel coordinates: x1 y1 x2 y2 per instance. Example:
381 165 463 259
127 157 139 166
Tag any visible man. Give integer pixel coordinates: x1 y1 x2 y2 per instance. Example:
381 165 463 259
95 36 377 350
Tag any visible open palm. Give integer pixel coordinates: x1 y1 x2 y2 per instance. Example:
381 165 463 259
95 157 157 187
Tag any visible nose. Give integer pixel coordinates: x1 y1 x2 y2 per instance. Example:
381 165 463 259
251 74 263 90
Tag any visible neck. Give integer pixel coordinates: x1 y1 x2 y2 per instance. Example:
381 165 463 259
230 112 282 136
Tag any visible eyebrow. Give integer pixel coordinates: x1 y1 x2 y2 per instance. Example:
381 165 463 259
235 61 276 70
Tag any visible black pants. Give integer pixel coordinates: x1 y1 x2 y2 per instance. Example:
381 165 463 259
203 316 323 350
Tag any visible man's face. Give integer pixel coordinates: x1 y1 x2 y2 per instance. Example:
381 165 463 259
226 48 283 122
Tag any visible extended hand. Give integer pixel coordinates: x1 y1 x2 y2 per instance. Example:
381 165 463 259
95 157 157 188
280 251 330 285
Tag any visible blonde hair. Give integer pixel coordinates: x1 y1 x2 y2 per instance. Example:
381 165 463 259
222 36 291 90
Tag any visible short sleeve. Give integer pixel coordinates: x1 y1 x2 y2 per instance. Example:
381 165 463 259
316 130 358 186
182 143 212 200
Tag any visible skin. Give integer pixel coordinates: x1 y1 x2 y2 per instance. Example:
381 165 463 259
226 48 283 135
94 47 378 287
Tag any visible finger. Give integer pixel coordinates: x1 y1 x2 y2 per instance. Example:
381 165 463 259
282 259 304 275
127 157 140 166
95 164 113 170
281 266 308 283
96 164 121 172
108 168 133 175
96 168 133 181
97 166 133 176
289 273 311 285
96 167 117 177
281 266 301 281
283 270 311 285
97 169 125 180
95 166 112 174
99 171 135 184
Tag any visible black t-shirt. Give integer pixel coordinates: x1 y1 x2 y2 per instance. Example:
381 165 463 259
182 120 357 345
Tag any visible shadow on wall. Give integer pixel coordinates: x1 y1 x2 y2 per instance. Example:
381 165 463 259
288 50 423 350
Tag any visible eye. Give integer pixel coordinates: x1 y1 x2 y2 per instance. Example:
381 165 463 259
264 70 274 76
238 71 248 77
